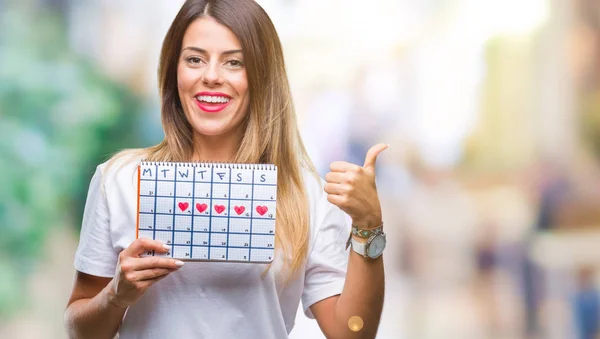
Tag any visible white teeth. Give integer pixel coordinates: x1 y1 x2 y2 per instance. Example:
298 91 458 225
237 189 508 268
196 95 230 103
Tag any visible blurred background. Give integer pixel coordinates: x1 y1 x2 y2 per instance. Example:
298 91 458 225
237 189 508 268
1 0 600 338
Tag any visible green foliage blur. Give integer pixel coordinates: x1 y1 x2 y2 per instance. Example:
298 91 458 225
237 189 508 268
0 5 147 317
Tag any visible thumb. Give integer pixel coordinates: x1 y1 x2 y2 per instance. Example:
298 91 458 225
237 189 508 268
363 143 389 170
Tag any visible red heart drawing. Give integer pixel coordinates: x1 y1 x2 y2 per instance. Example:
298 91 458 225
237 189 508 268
178 202 189 212
234 206 245 215
256 205 268 216
214 205 226 214
196 203 208 213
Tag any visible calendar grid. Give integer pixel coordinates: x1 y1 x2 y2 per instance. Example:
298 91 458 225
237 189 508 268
135 179 275 186
152 164 158 256
226 169 232 260
190 164 196 259
141 195 275 201
140 212 262 219
249 169 255 261
208 167 214 259
153 229 274 236
171 164 177 253
137 162 277 263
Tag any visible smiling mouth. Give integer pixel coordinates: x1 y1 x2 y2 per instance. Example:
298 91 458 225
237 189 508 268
194 95 231 113
195 95 231 104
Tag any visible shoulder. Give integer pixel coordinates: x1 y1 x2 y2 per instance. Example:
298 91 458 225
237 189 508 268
97 149 147 191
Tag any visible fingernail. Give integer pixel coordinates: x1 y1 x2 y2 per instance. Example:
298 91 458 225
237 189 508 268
175 260 185 267
162 244 170 250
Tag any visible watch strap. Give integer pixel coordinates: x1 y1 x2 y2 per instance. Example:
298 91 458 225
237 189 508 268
350 237 367 256
352 223 383 239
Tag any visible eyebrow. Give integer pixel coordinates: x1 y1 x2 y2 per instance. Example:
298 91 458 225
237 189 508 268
181 46 243 55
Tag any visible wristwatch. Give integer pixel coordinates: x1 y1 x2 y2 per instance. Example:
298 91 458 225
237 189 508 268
346 224 386 259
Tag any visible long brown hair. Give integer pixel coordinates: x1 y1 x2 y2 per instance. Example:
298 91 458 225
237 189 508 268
115 0 315 278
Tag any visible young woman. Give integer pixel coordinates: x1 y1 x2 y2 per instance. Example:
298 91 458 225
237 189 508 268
65 1 387 338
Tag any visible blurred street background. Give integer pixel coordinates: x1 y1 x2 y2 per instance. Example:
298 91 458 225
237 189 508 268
2 0 600 338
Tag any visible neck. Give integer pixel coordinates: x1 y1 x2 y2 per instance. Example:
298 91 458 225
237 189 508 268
190 130 242 163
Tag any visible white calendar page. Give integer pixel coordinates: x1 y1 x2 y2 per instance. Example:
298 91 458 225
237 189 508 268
136 162 277 263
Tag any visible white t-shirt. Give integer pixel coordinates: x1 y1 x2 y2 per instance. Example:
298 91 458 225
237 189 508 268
74 155 350 338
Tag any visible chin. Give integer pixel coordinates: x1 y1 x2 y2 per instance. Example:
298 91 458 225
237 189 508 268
193 127 227 137
191 123 237 137
186 111 246 138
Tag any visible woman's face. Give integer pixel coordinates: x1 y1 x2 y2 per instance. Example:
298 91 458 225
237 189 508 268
177 17 249 138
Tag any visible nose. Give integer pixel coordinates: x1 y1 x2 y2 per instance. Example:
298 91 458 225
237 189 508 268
202 61 224 87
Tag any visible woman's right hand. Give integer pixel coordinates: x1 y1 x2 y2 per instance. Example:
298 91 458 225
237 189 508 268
108 238 184 308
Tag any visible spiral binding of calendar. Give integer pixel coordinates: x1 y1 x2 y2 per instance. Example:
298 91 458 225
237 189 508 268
139 160 276 171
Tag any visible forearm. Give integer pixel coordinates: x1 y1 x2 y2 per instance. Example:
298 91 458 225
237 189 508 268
65 280 128 339
334 250 385 339
321 143 388 338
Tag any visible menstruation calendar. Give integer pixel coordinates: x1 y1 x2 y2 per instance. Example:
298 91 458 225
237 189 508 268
136 161 277 263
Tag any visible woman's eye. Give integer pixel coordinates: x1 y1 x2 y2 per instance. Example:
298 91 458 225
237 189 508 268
187 57 202 64
226 60 243 68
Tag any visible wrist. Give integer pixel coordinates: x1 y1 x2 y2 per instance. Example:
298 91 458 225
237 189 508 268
105 280 128 310
348 231 387 259
351 223 383 241
352 234 368 243
351 218 382 229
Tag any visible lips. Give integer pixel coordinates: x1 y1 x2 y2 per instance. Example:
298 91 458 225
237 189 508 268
195 99 230 113
195 92 232 113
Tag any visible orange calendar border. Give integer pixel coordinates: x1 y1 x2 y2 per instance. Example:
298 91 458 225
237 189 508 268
136 165 140 239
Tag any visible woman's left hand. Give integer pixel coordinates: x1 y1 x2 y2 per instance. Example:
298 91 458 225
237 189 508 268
324 143 389 229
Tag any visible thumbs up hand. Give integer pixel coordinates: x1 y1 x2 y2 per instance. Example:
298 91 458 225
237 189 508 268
324 143 389 228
